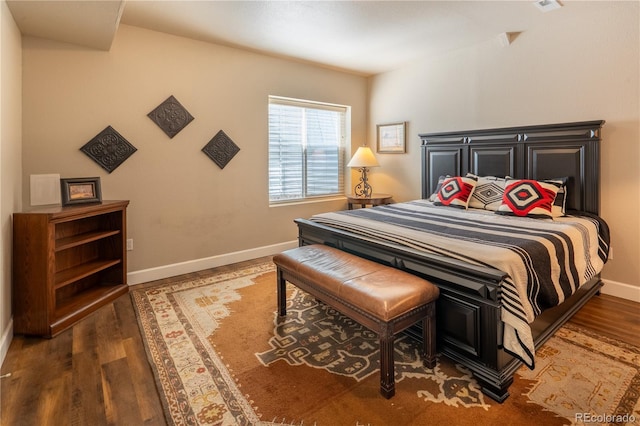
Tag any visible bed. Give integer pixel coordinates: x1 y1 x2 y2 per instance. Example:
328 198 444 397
294 120 609 402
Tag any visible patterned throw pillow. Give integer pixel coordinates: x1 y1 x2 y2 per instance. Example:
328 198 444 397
433 175 478 209
550 177 568 217
468 175 510 211
497 179 562 218
429 175 450 202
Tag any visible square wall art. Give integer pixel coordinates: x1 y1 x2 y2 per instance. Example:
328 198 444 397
80 126 137 173
202 130 240 169
148 95 194 138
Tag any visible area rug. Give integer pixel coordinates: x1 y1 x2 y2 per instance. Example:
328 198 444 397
130 261 640 426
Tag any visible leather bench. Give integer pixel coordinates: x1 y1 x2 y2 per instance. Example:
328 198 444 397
272 244 439 398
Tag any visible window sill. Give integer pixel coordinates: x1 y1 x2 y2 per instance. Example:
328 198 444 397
269 195 346 208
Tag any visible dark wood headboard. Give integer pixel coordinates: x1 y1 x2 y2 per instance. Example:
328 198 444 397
419 120 605 215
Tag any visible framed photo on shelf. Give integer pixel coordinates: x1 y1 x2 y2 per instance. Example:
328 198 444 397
377 122 406 153
60 177 102 206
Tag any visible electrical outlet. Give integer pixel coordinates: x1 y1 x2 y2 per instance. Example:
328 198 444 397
608 245 613 260
127 239 133 251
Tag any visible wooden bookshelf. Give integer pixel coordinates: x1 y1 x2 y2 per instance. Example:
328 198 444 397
13 200 129 337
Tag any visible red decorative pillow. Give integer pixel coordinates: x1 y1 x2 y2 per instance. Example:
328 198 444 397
433 176 478 209
497 179 561 218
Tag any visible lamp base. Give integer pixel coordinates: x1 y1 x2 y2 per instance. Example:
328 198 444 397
353 168 373 198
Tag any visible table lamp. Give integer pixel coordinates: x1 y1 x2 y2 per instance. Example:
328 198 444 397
347 146 379 198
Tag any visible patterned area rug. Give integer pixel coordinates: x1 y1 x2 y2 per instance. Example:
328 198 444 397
130 262 640 425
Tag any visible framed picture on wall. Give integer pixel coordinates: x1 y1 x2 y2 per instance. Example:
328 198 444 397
377 122 406 153
60 177 102 206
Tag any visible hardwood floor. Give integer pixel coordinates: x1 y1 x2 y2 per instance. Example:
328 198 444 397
1 259 638 425
568 289 640 346
0 284 165 425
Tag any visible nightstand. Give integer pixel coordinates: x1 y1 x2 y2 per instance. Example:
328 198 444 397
346 194 392 210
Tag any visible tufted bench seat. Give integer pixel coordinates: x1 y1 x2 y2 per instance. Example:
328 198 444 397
272 244 439 398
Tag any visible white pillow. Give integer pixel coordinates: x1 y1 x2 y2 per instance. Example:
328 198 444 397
467 174 510 211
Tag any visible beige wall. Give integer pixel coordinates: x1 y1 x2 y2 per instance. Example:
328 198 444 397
22 24 367 273
1 0 22 361
368 2 639 294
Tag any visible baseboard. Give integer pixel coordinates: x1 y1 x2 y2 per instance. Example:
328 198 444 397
601 279 640 303
127 240 298 286
0 318 13 368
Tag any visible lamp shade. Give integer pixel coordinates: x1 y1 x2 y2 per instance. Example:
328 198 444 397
347 146 379 168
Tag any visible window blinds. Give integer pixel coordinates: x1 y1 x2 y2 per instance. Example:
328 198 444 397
268 97 347 203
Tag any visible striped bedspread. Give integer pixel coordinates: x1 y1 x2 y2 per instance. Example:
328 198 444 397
310 200 609 368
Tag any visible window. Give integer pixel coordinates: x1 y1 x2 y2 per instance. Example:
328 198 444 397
268 96 348 204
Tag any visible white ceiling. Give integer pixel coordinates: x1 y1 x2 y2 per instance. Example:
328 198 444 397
7 0 126 51
7 0 570 76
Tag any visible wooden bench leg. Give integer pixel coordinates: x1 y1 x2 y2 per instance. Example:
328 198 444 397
277 268 286 317
422 303 437 369
379 323 395 399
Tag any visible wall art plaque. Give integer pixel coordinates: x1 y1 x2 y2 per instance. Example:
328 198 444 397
80 126 137 173
202 130 240 169
147 95 194 138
